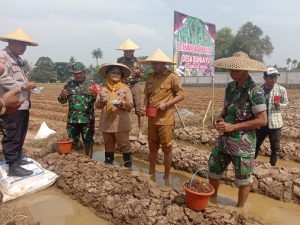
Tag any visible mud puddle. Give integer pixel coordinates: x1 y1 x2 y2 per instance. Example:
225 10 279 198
93 147 300 225
12 186 111 225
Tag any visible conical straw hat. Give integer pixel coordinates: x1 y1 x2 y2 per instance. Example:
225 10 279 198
98 63 132 79
140 49 176 65
213 51 267 72
116 38 140 50
0 28 38 46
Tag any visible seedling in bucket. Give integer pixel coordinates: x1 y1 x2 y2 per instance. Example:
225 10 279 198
183 168 214 211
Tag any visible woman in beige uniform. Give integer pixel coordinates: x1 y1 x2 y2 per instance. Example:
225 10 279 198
96 63 133 167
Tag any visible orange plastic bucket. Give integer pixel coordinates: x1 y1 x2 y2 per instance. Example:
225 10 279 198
146 106 157 117
183 182 215 211
56 139 73 154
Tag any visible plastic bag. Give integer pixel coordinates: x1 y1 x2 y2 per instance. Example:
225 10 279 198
34 122 56 140
0 158 58 202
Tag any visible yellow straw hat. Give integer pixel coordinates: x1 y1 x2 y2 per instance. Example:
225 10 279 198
213 51 267 72
140 48 176 65
0 28 38 46
98 63 132 79
116 38 140 50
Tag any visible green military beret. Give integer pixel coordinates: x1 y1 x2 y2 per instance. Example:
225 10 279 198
70 62 86 73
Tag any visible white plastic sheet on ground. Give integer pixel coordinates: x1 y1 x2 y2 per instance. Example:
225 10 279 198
0 158 58 202
177 109 194 116
34 121 56 140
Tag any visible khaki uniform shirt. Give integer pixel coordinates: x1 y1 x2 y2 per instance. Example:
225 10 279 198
144 69 184 125
96 85 133 133
0 47 30 110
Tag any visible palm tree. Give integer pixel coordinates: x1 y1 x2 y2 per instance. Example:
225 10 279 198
292 59 298 69
285 58 292 70
69 56 76 64
92 48 103 66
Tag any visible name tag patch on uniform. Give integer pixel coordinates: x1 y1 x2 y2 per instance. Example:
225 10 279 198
254 90 263 95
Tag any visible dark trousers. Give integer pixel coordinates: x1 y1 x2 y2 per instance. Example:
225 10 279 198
255 126 281 166
2 110 29 165
66 122 94 146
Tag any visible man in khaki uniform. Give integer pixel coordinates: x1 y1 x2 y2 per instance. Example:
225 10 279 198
116 39 144 137
0 28 38 177
141 49 184 179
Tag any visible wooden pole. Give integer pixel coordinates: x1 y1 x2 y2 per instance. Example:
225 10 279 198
175 104 185 128
202 100 212 127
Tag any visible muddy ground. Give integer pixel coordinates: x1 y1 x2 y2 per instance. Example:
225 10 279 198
127 137 300 204
1 84 299 224
26 139 262 225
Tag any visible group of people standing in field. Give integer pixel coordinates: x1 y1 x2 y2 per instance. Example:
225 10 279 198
0 28 288 208
58 38 185 180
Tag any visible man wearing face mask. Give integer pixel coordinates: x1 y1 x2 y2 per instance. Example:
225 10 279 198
0 28 37 177
58 62 98 158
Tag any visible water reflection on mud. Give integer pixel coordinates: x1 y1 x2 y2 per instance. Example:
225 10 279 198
13 187 111 225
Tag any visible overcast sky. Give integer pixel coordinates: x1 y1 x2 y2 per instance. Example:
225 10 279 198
0 0 299 67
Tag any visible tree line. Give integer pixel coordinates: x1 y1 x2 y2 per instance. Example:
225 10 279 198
26 48 151 83
26 21 299 83
216 21 300 71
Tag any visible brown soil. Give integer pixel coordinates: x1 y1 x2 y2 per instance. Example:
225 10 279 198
129 137 300 204
184 180 213 193
0 203 37 225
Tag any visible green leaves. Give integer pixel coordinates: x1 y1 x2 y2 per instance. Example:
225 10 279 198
216 22 274 63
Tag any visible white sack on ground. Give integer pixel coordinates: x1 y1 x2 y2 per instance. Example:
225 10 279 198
34 121 56 140
0 158 58 202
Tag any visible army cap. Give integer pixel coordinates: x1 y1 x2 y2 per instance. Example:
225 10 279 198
70 62 86 73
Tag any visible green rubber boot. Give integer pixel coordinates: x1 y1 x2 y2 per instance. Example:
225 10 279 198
84 144 93 159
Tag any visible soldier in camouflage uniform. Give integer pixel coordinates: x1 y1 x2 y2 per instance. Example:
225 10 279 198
208 52 267 207
116 39 144 137
58 62 97 158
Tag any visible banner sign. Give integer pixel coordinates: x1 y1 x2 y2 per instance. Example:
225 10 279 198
173 11 216 77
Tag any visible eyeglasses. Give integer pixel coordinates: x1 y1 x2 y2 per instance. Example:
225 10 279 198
110 70 122 75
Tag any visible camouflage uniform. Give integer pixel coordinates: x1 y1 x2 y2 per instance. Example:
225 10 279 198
208 76 266 186
58 79 96 150
117 56 144 115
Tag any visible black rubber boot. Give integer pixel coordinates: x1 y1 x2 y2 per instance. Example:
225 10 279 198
123 152 132 167
8 163 33 177
104 152 114 164
270 154 277 166
17 158 33 166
